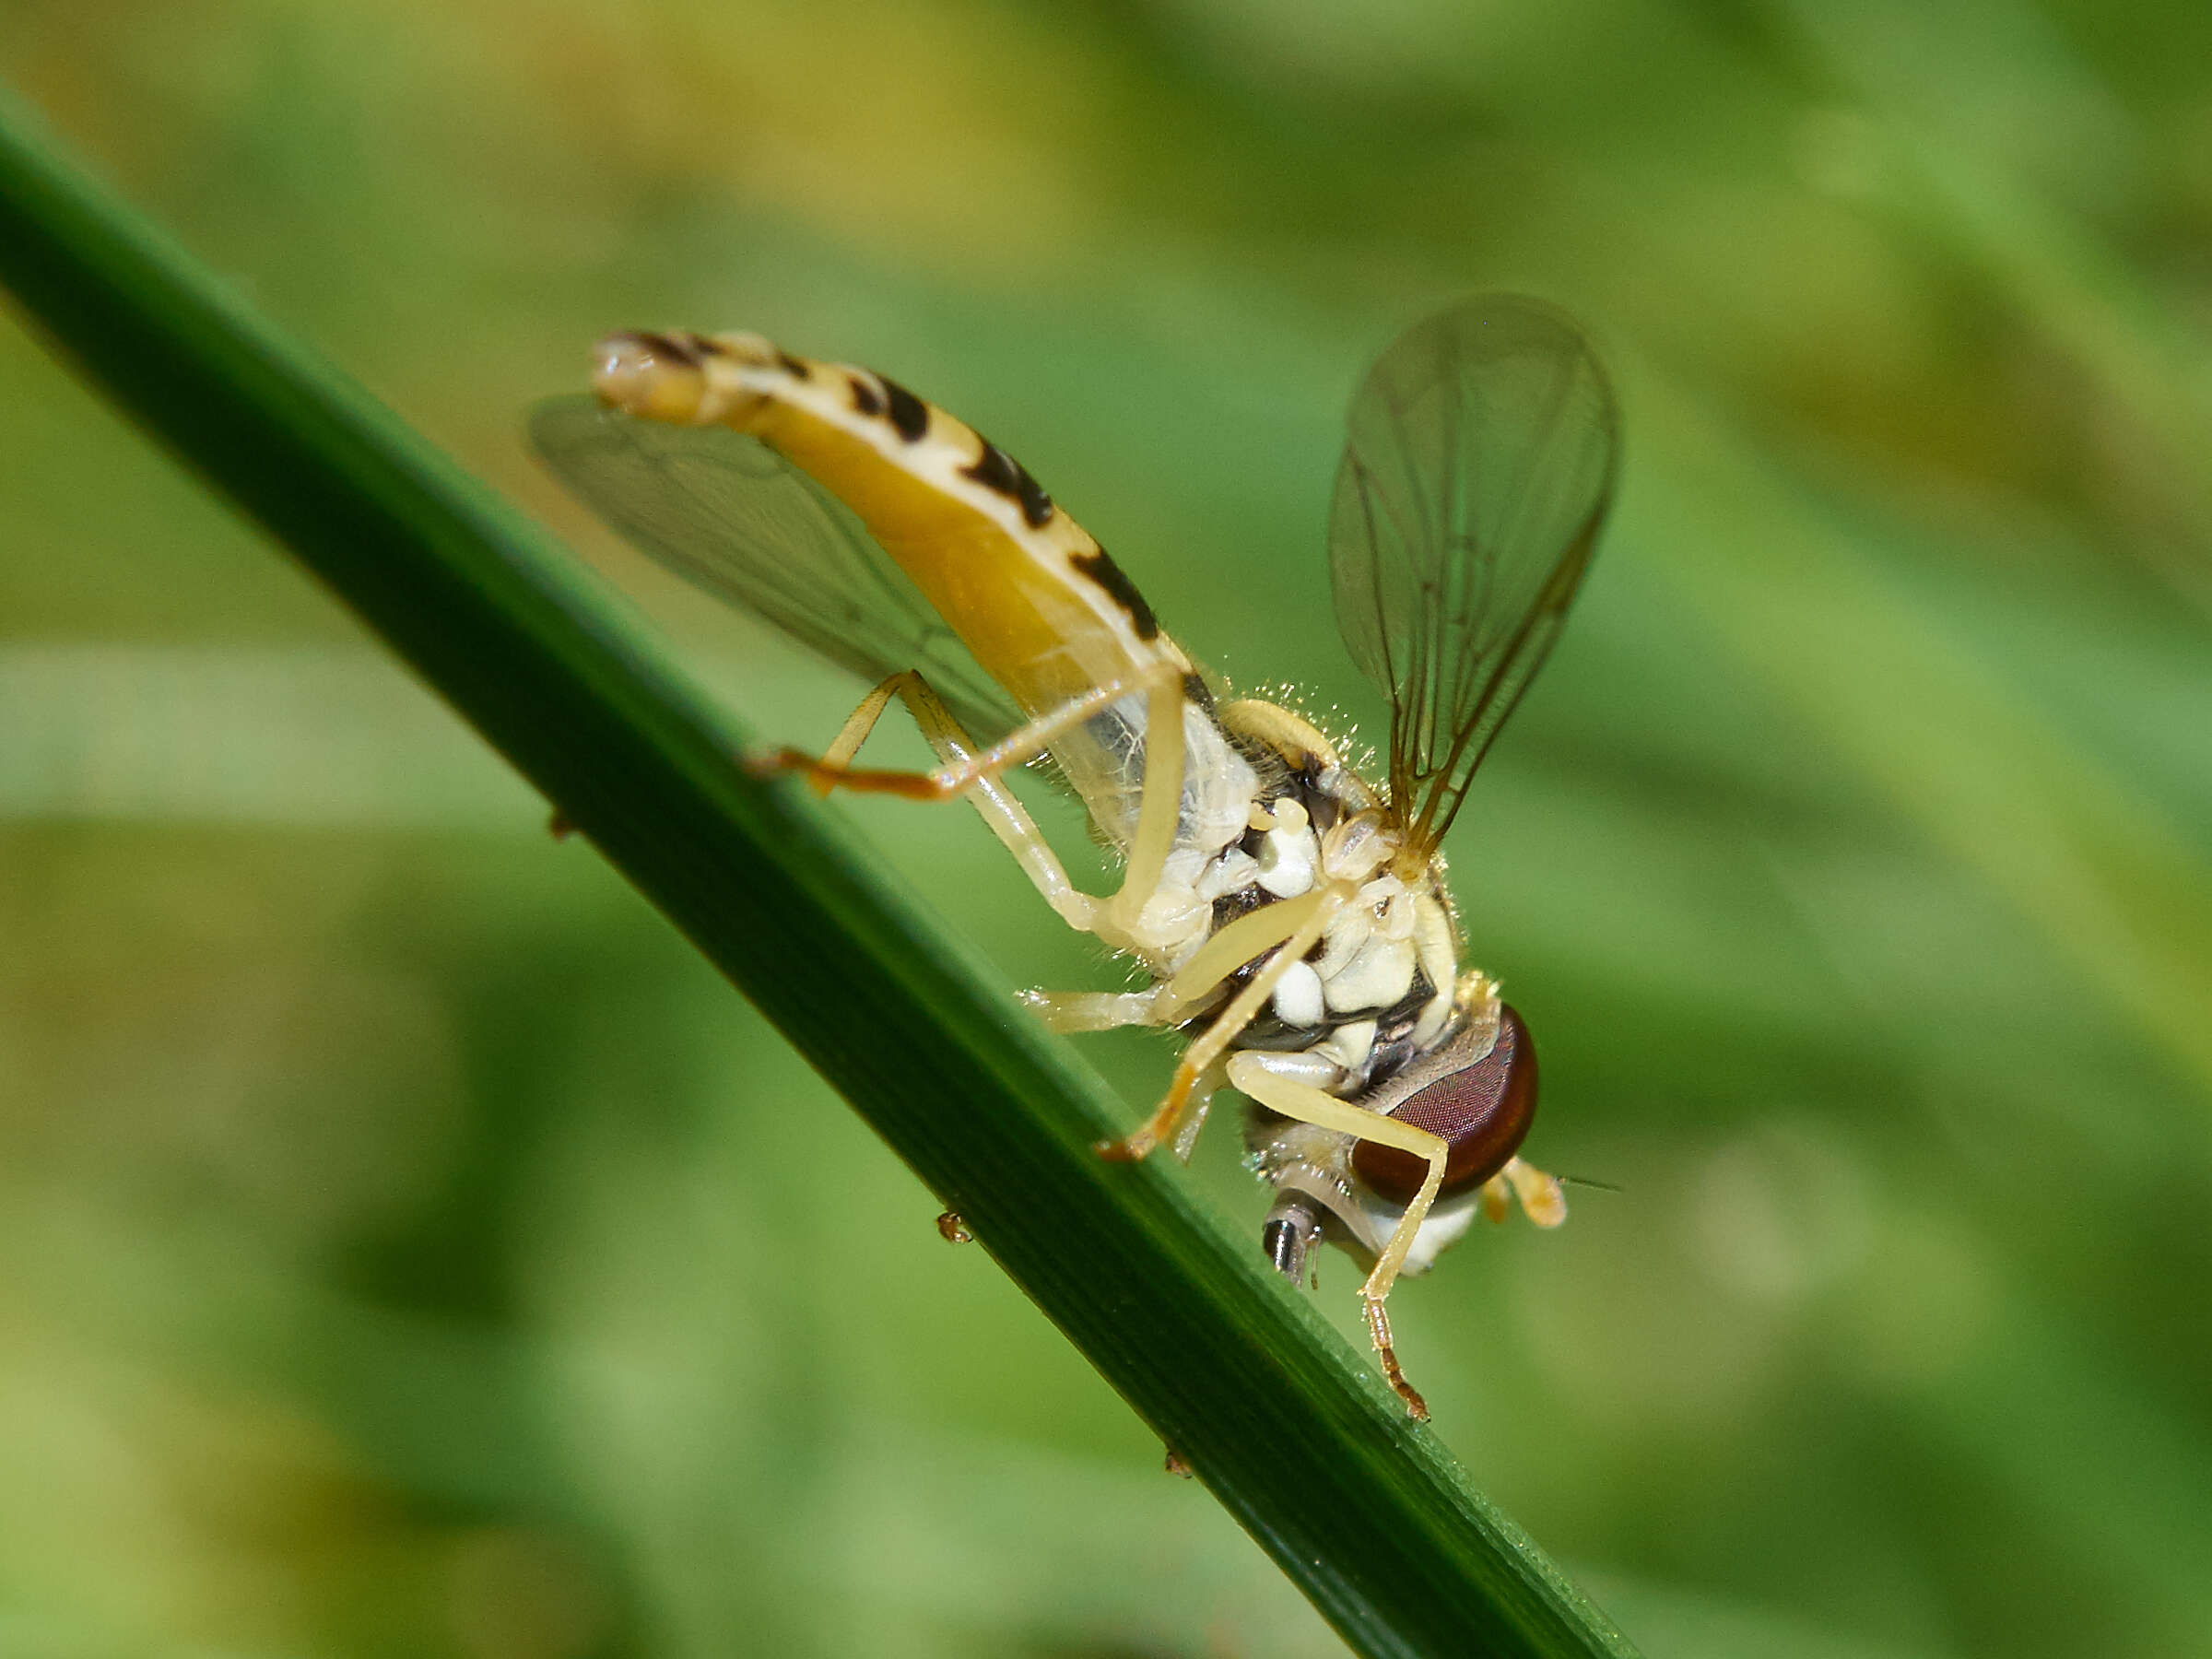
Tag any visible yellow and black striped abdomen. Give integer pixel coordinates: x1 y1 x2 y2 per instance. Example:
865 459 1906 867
592 329 1189 720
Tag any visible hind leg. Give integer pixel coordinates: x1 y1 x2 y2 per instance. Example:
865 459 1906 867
770 671 1098 929
761 663 1191 942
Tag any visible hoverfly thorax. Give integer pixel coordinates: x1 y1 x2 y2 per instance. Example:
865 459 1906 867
534 294 1618 1418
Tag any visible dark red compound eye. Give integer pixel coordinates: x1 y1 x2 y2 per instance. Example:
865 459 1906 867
1351 1005 1537 1206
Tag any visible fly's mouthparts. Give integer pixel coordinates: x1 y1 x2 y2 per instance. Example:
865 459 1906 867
1262 1195 1324 1282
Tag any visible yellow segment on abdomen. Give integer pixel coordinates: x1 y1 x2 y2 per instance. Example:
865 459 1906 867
594 329 1185 718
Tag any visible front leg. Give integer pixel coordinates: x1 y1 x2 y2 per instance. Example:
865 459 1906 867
1227 1049 1452 1420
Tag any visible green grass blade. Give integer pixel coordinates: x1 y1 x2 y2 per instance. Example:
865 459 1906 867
0 87 1637 1659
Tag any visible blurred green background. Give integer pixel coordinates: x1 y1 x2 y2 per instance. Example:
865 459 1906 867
4 2 2211 1655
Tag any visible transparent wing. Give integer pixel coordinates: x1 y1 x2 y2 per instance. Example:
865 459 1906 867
1328 295 1619 856
530 395 1024 747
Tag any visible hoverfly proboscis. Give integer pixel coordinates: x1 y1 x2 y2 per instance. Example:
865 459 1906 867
531 295 1620 1418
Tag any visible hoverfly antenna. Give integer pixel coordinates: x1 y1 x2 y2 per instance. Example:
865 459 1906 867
1261 1194 1324 1282
1559 1173 1624 1194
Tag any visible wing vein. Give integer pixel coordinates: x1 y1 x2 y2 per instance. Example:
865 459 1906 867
1325 296 1619 858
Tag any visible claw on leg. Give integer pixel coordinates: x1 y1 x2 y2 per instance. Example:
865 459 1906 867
1363 1295 1430 1420
1093 1124 1160 1163
1092 1053 1206 1162
1093 1057 1209 1162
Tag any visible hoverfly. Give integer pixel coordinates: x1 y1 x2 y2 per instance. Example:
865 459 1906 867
531 295 1619 1417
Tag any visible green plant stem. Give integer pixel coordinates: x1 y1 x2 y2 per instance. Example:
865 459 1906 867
0 88 1636 1659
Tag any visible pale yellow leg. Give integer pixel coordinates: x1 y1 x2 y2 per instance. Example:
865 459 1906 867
1018 989 1178 1033
1017 881 1324 1046
1226 1049 1452 1419
765 666 1165 803
1096 886 1348 1164
813 676 904 785
784 672 1097 929
1171 1056 1230 1163
1106 673 1186 938
1157 887 1335 1016
761 665 1193 935
1021 888 1341 1041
